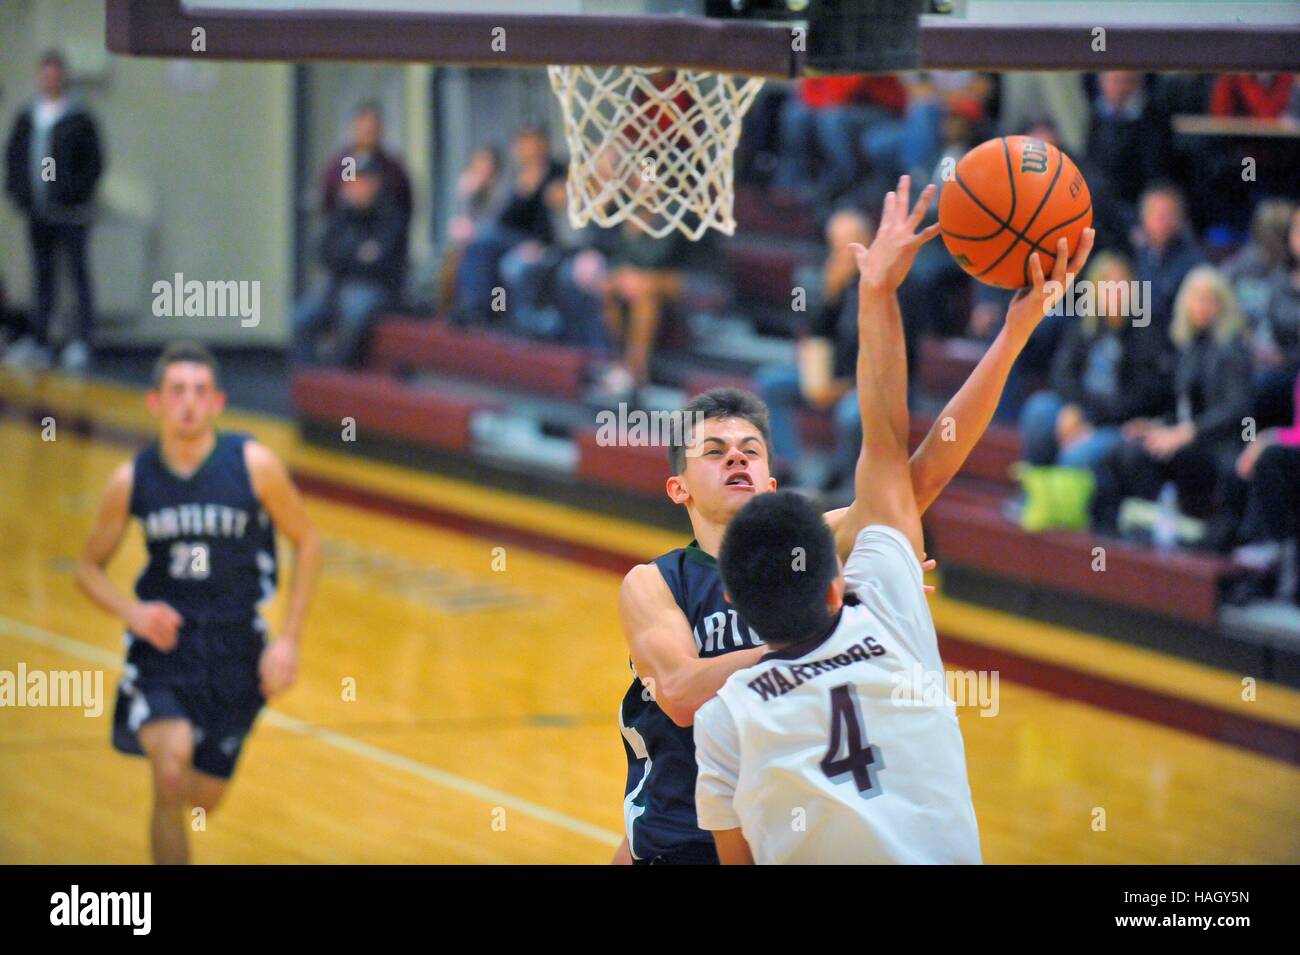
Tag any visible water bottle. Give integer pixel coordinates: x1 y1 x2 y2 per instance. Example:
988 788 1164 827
1154 481 1179 553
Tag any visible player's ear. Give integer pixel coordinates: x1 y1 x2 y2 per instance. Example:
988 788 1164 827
666 474 691 505
213 389 227 415
826 576 845 613
145 390 162 417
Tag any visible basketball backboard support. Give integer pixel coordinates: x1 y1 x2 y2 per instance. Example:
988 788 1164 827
106 0 1300 74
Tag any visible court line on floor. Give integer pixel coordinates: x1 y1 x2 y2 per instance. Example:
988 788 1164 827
0 614 624 850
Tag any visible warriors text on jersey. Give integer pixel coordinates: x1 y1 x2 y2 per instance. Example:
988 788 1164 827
619 542 765 863
693 525 982 864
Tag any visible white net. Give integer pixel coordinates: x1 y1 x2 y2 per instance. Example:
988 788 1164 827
547 65 765 241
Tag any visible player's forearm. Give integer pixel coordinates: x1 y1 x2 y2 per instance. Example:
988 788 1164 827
910 322 1027 514
852 283 904 459
278 528 321 645
659 648 765 726
75 561 136 623
855 284 909 460
882 294 911 449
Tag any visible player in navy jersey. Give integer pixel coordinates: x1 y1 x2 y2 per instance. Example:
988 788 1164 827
613 175 1095 864
76 342 321 864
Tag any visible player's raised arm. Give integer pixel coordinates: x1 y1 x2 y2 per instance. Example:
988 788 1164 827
835 176 938 560
619 563 764 728
246 441 321 698
76 461 182 651
909 229 1095 513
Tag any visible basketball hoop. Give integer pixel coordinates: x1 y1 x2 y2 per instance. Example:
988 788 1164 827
547 65 764 241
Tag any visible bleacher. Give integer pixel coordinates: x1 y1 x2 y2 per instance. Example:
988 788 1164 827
293 183 1298 684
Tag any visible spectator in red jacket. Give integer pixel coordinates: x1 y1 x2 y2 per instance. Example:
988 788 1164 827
1210 74 1298 120
773 75 906 210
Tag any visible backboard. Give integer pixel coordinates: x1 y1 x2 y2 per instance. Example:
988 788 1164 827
106 0 1300 73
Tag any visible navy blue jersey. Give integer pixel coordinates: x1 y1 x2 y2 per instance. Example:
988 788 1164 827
619 541 765 861
126 432 277 682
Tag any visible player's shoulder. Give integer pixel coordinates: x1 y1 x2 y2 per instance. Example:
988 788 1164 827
104 458 135 499
845 524 922 578
693 687 737 738
618 560 676 615
240 436 287 483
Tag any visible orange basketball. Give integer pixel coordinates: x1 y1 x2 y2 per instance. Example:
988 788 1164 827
938 136 1092 290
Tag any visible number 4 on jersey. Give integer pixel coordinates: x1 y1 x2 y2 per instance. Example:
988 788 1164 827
820 684 884 797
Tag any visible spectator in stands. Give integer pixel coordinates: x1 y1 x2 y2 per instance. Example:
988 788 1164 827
319 100 412 220
772 75 905 209
438 144 503 312
453 125 565 322
1209 73 1298 120
1231 370 1300 603
755 208 873 490
1251 205 1300 429
601 217 713 388
1085 71 1172 209
292 157 407 367
862 72 993 184
1092 267 1252 537
3 49 104 373
1131 183 1204 335
1018 252 1171 470
997 73 1089 155
1222 198 1295 326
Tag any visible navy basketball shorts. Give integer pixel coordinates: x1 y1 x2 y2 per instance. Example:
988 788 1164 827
111 651 266 780
632 842 720 865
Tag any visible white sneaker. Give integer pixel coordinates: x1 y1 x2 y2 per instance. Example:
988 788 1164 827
59 339 90 374
2 336 51 370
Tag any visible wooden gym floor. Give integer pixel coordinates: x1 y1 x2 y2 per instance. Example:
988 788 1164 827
0 370 1296 863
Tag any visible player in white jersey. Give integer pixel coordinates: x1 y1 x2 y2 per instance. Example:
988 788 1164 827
698 496 982 864
694 179 1085 863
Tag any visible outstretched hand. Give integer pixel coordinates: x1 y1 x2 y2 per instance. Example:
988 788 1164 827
848 175 943 293
1005 228 1095 342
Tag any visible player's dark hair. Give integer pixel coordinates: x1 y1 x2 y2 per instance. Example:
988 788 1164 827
39 49 65 70
668 387 772 474
152 341 221 389
719 490 839 647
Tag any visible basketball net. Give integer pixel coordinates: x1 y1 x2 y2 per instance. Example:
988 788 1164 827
547 65 765 241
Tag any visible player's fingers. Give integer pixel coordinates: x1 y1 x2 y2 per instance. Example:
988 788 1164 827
914 222 943 246
881 190 896 225
1067 227 1095 275
907 182 936 230
922 558 937 573
923 583 936 595
1028 252 1045 290
1051 237 1069 287
896 176 910 221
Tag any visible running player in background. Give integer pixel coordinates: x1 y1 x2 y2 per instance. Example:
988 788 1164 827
614 176 1092 863
694 185 1087 864
76 342 322 864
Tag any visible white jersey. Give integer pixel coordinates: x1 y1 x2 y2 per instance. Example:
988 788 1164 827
694 525 982 865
